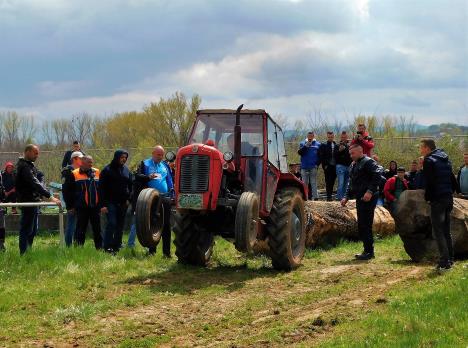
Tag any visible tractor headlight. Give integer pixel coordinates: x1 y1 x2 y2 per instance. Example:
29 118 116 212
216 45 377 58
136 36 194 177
223 151 234 162
165 151 176 162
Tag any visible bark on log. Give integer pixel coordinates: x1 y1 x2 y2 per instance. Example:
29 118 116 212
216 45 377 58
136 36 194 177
394 190 468 262
253 201 395 253
303 201 395 248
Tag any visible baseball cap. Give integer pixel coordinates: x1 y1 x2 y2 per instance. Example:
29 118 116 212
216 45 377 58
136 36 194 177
71 151 83 159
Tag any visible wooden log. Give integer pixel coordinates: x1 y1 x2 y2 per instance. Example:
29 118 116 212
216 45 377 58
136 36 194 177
303 201 395 248
394 190 468 262
253 201 395 253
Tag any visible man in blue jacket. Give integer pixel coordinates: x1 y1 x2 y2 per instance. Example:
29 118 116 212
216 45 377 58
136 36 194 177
100 149 132 253
420 139 458 272
298 131 321 200
132 145 174 256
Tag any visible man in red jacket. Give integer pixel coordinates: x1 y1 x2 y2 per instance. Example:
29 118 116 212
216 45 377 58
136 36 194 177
351 124 374 157
383 167 408 213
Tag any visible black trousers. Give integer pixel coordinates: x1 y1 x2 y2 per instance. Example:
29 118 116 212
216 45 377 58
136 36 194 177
103 203 127 251
324 165 337 199
356 196 377 253
75 207 103 249
430 198 454 266
148 200 171 256
19 207 38 254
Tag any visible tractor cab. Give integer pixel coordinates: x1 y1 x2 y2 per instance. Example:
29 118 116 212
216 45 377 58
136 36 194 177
136 106 307 271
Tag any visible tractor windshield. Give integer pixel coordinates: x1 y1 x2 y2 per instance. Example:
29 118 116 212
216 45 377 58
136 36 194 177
190 114 264 156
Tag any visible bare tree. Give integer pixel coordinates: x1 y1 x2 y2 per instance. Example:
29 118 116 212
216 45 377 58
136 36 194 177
69 113 95 146
52 119 71 147
41 120 54 146
273 113 289 131
0 113 5 148
3 111 21 149
19 115 36 144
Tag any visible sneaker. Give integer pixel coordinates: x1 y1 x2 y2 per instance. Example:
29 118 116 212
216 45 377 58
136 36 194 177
436 264 451 273
355 252 375 260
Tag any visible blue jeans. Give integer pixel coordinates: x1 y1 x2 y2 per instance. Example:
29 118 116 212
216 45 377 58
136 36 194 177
65 211 77 247
127 215 136 248
335 164 349 200
19 207 38 254
103 203 128 251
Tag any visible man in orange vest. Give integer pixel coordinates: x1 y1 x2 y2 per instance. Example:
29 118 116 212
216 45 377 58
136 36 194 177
66 155 103 249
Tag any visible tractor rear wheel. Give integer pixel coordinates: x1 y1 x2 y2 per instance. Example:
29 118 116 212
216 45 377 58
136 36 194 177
234 192 260 254
266 188 305 271
135 188 164 249
174 212 214 266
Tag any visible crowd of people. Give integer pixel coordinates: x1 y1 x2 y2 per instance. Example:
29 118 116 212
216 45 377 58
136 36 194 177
295 125 465 271
0 129 466 273
0 142 174 256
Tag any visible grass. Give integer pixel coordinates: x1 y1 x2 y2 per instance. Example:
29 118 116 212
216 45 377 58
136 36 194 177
319 264 468 348
0 232 466 347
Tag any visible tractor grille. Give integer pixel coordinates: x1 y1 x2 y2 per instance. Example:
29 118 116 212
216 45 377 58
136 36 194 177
179 155 210 193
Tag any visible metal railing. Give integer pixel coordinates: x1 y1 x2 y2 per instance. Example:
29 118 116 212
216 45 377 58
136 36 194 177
0 202 64 246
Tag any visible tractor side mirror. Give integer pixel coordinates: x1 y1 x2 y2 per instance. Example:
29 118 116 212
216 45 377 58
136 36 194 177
165 151 176 162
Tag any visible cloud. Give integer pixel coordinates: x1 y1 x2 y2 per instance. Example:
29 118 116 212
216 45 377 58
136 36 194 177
0 0 466 125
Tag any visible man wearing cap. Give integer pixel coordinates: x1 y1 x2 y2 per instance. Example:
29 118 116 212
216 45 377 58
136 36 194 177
67 155 102 249
61 151 83 247
1 162 17 214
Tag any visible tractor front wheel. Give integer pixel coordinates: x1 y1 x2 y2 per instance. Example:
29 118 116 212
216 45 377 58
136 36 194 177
234 192 260 254
266 188 305 271
174 212 214 266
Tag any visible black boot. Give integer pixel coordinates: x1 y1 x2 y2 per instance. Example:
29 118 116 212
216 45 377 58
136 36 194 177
355 251 374 260
0 240 5 252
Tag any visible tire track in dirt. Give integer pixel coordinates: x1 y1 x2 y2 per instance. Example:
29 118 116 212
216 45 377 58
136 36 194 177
56 260 429 347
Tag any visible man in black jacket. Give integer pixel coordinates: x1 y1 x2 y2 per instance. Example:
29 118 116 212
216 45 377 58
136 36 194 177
420 139 458 272
16 144 61 254
100 150 132 253
335 131 352 201
341 144 381 260
61 141 85 168
407 160 419 189
319 131 337 201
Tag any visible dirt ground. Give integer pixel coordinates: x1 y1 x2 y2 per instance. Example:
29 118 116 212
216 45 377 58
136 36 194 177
33 243 433 348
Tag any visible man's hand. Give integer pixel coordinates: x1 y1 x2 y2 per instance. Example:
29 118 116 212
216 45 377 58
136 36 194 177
362 191 373 202
101 207 108 214
340 198 348 207
67 208 75 215
150 173 157 179
51 197 62 207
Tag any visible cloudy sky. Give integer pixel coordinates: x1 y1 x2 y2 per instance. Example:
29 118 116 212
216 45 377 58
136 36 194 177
0 0 467 125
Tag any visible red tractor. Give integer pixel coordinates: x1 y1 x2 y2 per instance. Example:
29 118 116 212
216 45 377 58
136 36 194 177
136 105 307 270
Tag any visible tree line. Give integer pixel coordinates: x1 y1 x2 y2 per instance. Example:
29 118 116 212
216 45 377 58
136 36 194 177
0 92 465 184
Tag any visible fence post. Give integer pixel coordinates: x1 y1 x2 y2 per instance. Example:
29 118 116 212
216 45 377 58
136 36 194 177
59 207 65 247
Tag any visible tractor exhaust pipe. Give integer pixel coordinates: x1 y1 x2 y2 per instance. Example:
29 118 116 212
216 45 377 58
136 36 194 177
234 104 243 174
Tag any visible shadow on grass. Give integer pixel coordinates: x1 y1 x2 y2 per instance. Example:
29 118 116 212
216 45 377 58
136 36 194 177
123 262 278 295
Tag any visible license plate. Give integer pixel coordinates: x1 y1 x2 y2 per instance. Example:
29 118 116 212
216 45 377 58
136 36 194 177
178 193 204 209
